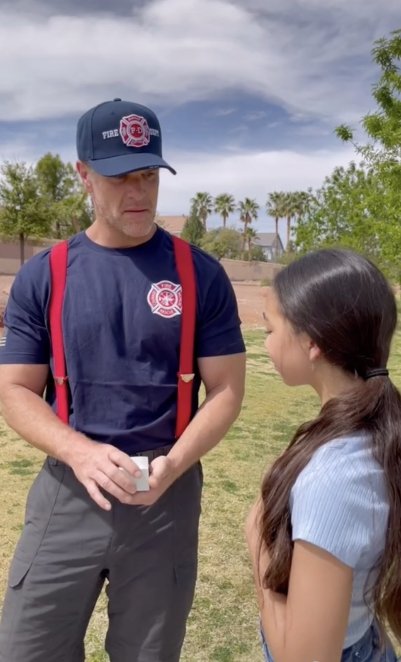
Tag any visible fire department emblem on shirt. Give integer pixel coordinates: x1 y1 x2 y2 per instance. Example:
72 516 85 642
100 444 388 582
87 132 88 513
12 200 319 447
119 114 150 148
147 281 182 318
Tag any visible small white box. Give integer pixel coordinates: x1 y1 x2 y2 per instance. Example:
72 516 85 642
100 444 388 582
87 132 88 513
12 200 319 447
130 456 150 491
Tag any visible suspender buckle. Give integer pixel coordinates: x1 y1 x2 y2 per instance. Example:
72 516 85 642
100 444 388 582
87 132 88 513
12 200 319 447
55 376 68 386
179 373 195 383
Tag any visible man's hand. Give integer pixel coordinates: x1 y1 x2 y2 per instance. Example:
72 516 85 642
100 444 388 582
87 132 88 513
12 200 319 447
129 455 178 507
68 441 143 511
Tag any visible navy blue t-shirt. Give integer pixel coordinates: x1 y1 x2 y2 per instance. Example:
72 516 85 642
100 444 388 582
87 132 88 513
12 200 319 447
0 227 245 452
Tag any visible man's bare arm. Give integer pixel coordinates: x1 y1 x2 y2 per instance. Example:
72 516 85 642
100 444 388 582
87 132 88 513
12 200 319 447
168 352 246 473
0 364 142 510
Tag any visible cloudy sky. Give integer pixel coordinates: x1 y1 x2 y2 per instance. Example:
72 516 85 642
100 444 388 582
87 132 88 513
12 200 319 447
1 0 400 231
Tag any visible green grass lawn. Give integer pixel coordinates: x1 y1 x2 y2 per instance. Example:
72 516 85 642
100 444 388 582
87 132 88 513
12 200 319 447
0 328 400 660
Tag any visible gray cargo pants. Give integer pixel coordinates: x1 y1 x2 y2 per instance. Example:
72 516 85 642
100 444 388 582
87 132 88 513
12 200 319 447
0 446 202 662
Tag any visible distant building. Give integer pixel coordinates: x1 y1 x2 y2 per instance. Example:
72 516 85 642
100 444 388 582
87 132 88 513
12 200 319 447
157 215 187 236
254 232 284 261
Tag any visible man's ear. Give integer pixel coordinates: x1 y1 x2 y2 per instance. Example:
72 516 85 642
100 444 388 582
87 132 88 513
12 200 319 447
76 161 92 193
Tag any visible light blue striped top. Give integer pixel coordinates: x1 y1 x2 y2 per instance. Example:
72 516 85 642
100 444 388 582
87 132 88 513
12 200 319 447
289 434 389 647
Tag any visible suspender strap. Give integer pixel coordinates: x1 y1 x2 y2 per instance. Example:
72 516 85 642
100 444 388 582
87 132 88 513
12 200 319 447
49 240 69 424
172 236 197 438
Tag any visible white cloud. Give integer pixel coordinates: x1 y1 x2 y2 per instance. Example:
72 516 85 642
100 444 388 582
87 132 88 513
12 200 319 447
0 0 397 230
0 0 399 123
0 139 40 164
157 145 356 222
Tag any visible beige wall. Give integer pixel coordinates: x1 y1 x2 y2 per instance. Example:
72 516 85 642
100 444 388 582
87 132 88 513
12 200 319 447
220 258 282 282
0 239 57 275
0 240 282 282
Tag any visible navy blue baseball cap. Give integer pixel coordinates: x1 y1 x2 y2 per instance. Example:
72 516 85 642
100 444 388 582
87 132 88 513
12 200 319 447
76 98 176 176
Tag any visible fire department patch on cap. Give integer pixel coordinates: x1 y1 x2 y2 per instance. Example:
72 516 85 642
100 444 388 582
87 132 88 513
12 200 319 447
120 114 150 148
147 281 182 318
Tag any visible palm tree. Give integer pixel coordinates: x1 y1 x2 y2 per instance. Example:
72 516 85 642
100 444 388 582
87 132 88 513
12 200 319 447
214 193 236 228
282 192 299 251
266 192 286 256
292 190 312 242
243 226 257 261
190 192 213 230
238 197 259 259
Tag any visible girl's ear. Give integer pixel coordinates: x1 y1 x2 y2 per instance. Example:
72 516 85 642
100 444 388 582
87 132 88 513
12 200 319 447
309 340 322 362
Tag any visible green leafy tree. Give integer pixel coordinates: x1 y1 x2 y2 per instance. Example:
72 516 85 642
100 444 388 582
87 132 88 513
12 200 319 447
214 193 236 228
35 153 91 238
336 29 401 195
238 197 259 259
249 244 267 262
294 164 372 252
293 162 401 280
336 30 401 152
291 30 401 281
181 208 205 246
0 161 51 265
333 29 401 280
55 192 92 235
36 153 76 201
200 228 241 260
190 192 213 230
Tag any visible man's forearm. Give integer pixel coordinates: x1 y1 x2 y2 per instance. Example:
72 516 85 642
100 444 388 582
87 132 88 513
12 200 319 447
1 382 242 474
1 384 156 510
1 384 95 464
167 383 243 477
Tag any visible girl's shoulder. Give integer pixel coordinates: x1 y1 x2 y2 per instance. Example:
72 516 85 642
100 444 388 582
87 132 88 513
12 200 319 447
290 434 389 567
297 434 383 483
292 434 387 507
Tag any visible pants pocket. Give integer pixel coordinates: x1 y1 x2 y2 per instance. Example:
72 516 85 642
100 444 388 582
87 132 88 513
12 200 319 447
8 558 32 588
8 458 66 585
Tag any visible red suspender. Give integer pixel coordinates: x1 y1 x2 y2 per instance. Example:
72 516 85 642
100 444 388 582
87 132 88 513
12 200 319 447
49 235 197 437
49 240 69 424
172 236 197 438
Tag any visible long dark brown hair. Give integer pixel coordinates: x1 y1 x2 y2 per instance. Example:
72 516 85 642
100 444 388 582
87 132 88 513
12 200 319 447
260 249 401 641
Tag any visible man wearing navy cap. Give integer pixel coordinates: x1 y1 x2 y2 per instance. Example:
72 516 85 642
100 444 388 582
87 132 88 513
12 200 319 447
0 98 245 662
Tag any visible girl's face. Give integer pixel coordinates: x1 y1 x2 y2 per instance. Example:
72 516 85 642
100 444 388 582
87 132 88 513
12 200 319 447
264 288 314 387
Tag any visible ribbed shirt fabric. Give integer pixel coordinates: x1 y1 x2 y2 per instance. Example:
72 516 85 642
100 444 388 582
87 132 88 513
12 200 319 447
289 435 389 647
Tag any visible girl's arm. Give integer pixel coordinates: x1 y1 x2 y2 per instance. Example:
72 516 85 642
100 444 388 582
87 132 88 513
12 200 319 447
246 503 353 662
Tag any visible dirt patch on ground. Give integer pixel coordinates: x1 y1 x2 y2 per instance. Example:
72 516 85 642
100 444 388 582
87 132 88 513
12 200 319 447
0 276 264 329
231 281 265 328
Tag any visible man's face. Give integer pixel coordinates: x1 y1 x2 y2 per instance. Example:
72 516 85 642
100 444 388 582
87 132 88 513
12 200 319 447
77 162 160 241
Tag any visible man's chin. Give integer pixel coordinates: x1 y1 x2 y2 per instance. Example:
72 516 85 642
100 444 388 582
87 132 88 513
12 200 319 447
121 220 156 240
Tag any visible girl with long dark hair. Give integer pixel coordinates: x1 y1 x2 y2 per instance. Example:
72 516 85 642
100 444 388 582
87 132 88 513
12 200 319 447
245 249 401 661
